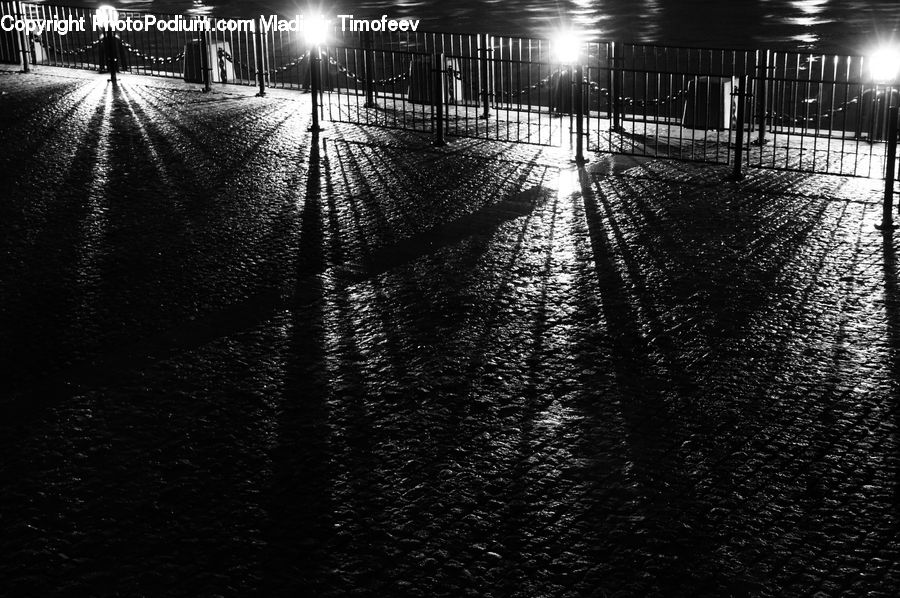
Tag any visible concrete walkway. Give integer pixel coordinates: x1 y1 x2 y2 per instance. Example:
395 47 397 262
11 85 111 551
1 66 899 597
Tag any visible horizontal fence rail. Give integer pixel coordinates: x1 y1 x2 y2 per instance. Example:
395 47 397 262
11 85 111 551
1 1 897 185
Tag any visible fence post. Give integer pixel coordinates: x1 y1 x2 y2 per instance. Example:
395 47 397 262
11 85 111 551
574 60 587 163
477 34 491 119
433 52 446 145
731 75 747 180
882 101 899 230
608 42 621 132
14 2 29 72
308 45 322 132
605 42 615 129
201 21 211 92
254 16 266 96
363 31 375 107
754 49 769 145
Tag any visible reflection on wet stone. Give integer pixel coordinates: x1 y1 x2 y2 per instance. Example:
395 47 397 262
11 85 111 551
1 67 899 596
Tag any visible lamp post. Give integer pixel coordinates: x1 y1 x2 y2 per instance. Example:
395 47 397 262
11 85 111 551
553 32 588 164
95 5 119 85
872 46 900 231
305 15 328 133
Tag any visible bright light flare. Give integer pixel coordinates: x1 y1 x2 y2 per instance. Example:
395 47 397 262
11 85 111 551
95 5 119 29
304 14 329 47
870 46 900 84
552 30 582 64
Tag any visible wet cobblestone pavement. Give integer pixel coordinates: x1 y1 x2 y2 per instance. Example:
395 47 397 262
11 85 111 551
1 67 899 596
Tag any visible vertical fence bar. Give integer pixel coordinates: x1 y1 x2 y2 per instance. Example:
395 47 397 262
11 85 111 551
629 45 637 155
731 74 747 179
478 33 490 119
514 37 521 141
883 100 899 229
433 51 446 145
309 45 321 132
756 49 769 145
14 1 29 72
200 19 211 92
574 58 586 163
0 2 8 63
254 16 266 96
604 42 613 139
363 30 375 107
608 41 619 131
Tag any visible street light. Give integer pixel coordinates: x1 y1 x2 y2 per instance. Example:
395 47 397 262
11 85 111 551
94 5 119 29
303 14 329 48
552 31 582 65
96 5 119 84
870 46 900 85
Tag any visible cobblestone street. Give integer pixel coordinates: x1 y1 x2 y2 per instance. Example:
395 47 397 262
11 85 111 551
1 66 899 596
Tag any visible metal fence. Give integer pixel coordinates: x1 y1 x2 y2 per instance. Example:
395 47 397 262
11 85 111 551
597 43 897 178
1 2 897 188
319 38 582 147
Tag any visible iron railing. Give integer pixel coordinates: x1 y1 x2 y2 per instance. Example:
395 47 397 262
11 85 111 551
1 1 897 186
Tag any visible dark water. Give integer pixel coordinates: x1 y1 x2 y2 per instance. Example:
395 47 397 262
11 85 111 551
31 1 900 55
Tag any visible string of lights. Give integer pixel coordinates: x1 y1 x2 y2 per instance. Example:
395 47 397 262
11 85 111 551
324 53 409 85
120 39 184 64
34 37 102 57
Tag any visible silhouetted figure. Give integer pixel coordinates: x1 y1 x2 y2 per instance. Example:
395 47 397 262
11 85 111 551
98 33 129 77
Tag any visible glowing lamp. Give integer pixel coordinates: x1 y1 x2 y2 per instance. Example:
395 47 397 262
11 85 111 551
95 5 119 29
304 14 328 47
870 46 900 84
553 31 582 64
